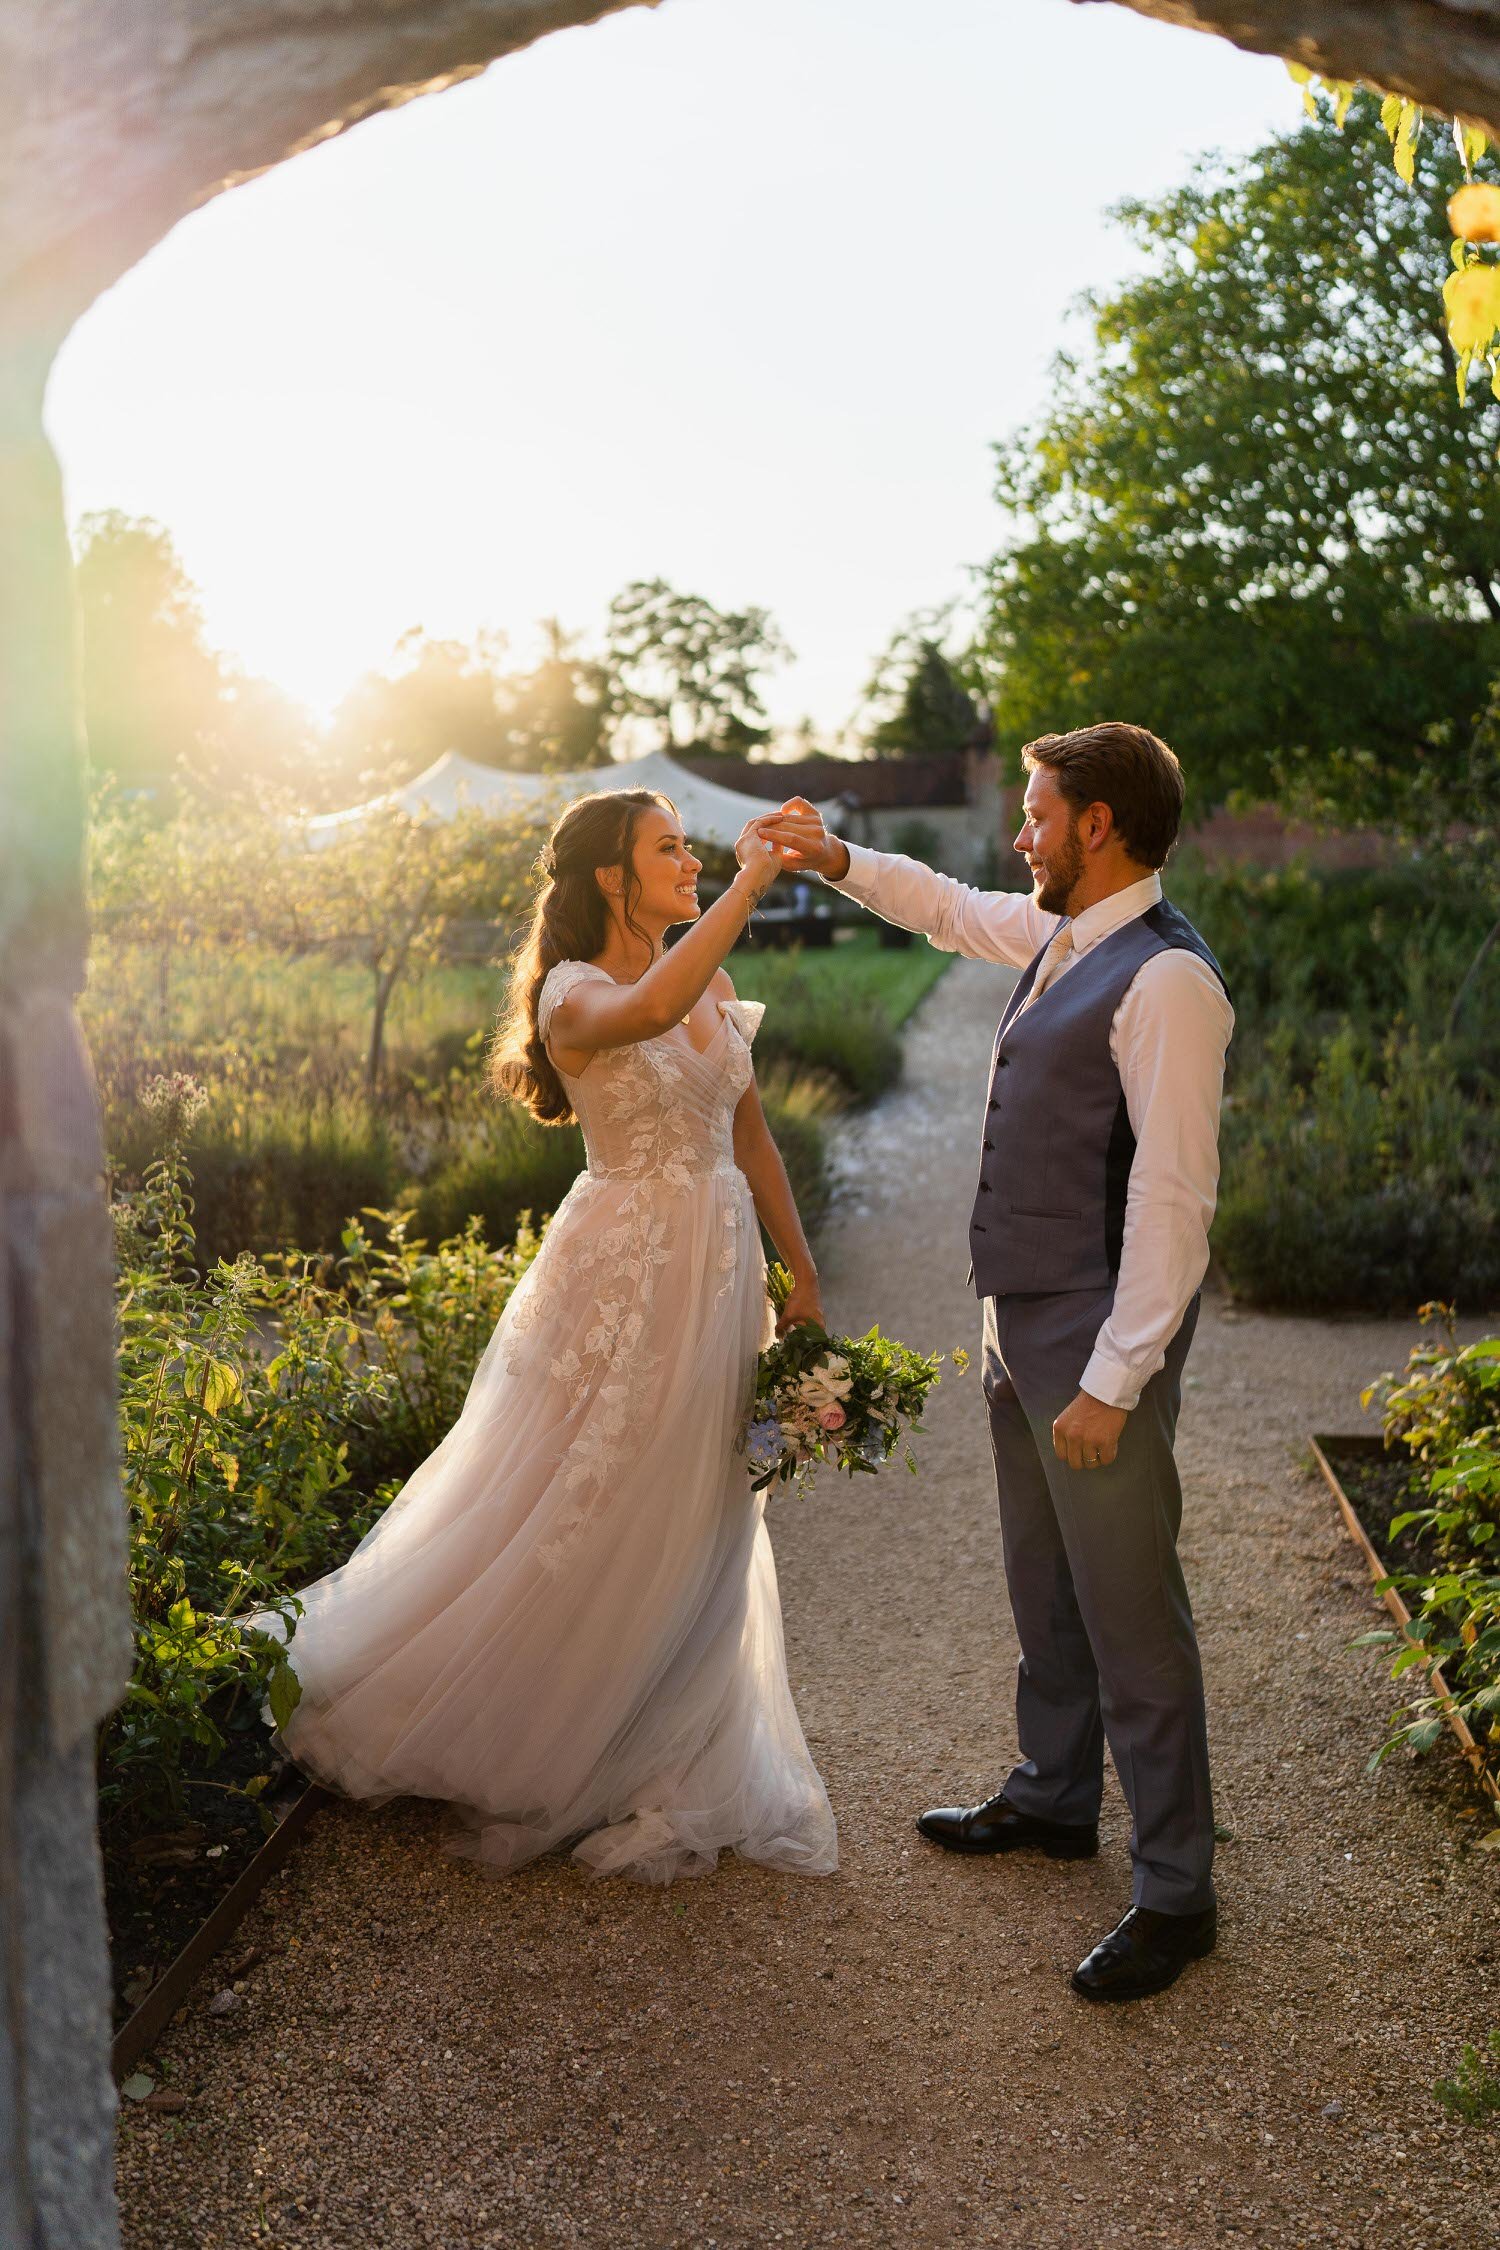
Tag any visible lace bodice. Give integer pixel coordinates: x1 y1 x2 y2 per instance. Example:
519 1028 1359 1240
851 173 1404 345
539 960 765 1186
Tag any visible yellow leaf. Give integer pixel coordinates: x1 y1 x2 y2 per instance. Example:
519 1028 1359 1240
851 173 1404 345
1448 182 1500 243
1394 105 1421 186
1455 121 1489 174
1444 263 1500 357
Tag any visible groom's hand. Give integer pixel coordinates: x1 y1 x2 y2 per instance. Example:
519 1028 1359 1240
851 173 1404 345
757 798 850 882
1052 1391 1129 1473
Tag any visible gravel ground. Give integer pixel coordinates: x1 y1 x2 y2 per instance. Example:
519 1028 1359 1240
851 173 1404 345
116 957 1498 2248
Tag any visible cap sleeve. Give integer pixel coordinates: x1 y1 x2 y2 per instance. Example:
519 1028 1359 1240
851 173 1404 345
717 997 766 1048
539 960 612 1045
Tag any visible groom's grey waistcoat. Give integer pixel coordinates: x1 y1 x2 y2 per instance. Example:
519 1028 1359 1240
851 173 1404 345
968 899 1227 1301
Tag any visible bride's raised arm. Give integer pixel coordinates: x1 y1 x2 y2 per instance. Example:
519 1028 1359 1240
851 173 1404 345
548 818 784 1055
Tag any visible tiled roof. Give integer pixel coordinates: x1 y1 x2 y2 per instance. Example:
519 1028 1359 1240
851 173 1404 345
675 751 976 808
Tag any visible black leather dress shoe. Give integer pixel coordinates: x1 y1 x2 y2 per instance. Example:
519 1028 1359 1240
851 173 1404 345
915 1791 1099 1859
1070 1903 1217 2002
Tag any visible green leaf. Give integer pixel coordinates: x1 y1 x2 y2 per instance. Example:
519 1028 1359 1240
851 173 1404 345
200 1359 241 1418
267 1660 302 1734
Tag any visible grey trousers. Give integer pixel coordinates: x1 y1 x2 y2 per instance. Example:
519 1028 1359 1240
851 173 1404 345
981 1287 1216 1915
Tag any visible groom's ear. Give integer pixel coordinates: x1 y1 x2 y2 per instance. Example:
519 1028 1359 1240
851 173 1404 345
1082 800 1116 852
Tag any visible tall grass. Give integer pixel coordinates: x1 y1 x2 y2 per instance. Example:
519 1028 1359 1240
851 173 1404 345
88 926 951 1267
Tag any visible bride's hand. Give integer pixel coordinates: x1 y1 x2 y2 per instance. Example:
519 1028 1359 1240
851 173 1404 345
776 1271 825 1335
733 817 785 901
758 798 847 881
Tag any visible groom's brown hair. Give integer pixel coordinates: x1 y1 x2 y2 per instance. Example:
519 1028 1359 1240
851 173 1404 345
1022 722 1185 870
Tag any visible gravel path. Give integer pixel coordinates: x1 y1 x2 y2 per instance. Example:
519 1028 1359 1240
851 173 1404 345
117 957 1498 2248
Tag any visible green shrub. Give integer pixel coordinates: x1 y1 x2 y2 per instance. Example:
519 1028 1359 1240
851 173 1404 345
1170 854 1498 1059
1434 2030 1500 2123
749 971 902 1103
1211 1025 1500 1311
407 1109 586 1254
1352 1309 1500 1811
92 931 930 1265
759 1065 842 1234
105 1083 542 1837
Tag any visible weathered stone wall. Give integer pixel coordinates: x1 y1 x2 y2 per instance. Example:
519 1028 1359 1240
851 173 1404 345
0 337 132 2247
1093 0 1500 138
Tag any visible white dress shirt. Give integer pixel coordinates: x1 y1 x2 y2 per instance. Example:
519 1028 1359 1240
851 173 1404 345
827 844 1234 1413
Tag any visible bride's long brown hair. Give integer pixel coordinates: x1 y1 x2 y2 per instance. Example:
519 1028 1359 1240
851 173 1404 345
489 788 678 1125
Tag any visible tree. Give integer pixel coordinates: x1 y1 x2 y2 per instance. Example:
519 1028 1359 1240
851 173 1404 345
325 620 613 793
976 104 1500 826
494 616 612 771
287 804 532 1099
74 511 229 794
866 635 989 760
605 578 790 755
325 629 514 789
75 511 315 800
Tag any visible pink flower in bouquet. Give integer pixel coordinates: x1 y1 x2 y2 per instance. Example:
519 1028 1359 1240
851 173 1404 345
818 1403 847 1432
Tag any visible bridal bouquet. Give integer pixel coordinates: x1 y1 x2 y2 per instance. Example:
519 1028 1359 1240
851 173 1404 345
743 1265 966 1494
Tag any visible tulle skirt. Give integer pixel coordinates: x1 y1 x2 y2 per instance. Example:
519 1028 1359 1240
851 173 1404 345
250 1166 838 1885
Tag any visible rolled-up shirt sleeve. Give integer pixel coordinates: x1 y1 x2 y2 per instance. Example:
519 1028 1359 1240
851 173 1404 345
1081 952 1234 1412
826 842 1057 969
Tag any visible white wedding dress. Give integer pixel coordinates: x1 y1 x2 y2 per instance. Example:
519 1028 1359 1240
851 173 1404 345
252 960 838 1885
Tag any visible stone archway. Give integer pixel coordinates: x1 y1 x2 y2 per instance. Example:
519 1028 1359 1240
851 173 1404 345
4 4 1499 2242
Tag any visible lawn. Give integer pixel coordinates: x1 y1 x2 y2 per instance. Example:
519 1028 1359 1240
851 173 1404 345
84 925 952 1080
731 928 951 1028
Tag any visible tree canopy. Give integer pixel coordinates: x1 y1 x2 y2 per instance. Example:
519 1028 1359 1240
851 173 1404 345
976 102 1500 828
604 578 790 755
863 629 990 761
325 622 610 791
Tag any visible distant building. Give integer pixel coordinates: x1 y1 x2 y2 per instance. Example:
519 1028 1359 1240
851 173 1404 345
677 748 1004 882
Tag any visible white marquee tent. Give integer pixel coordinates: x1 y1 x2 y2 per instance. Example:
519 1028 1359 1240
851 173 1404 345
305 750 849 852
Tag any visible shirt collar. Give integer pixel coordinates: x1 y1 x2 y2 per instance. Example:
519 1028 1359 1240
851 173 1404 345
1066 871 1162 958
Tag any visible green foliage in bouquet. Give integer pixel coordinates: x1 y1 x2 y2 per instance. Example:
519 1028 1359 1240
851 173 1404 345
744 1264 966 1494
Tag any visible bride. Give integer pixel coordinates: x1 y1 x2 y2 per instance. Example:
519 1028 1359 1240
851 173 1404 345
252 787 838 1885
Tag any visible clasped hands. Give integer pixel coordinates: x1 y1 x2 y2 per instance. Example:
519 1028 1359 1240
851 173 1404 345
732 798 841 884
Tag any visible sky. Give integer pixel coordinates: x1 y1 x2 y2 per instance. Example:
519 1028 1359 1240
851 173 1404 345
46 0 1294 746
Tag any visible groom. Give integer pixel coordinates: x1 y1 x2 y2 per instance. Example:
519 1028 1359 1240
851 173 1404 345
762 723 1232 2002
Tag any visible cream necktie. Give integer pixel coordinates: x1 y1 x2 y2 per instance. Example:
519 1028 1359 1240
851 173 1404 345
1021 922 1074 1013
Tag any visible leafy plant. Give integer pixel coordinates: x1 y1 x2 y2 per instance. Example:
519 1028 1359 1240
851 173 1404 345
104 1081 543 1836
1433 2028 1500 2123
1349 1306 1500 1814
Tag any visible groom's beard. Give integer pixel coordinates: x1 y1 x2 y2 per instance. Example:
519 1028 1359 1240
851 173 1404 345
1032 822 1085 917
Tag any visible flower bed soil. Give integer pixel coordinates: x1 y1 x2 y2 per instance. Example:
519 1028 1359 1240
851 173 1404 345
1313 1432 1498 1808
1318 1438 1432 1568
103 1725 302 2033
